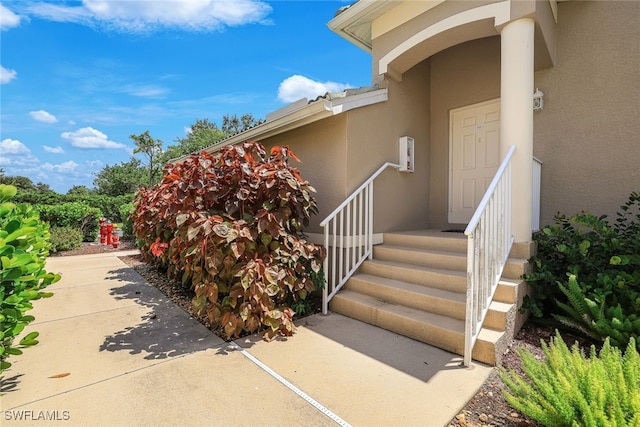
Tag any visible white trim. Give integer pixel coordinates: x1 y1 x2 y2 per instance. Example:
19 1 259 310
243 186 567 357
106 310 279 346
379 0 511 75
326 89 389 114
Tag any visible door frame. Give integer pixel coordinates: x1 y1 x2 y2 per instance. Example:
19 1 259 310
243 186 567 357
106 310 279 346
448 98 500 224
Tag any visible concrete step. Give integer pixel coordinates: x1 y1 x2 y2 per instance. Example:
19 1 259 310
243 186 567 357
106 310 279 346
346 273 511 330
373 245 467 271
329 290 505 366
360 259 467 294
330 229 532 366
361 259 520 305
346 273 466 320
382 230 467 253
373 244 529 283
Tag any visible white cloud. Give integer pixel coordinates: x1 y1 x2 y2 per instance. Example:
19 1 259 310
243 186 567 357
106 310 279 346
0 138 31 154
0 65 17 84
0 4 21 30
24 0 272 33
41 160 79 173
61 127 128 150
43 145 65 154
0 136 106 193
29 109 58 123
0 138 40 168
277 75 350 103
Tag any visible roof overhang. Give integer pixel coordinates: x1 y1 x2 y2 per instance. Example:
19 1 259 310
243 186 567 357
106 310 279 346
173 88 388 161
327 0 400 52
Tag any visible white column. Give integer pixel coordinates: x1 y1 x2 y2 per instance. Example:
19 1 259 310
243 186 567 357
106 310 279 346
500 18 534 243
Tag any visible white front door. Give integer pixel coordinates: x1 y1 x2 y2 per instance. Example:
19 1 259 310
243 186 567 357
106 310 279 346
449 99 500 224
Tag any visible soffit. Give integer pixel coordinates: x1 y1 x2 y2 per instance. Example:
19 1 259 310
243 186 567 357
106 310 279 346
328 1 400 52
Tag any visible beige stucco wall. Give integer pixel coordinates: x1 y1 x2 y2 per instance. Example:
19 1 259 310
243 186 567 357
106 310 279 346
428 36 502 229
533 1 640 226
346 60 431 232
258 115 348 233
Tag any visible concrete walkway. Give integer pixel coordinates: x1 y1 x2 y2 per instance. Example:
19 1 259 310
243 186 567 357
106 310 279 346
1 251 492 427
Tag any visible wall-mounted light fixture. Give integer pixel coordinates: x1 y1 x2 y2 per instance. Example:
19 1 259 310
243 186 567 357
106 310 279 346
533 88 544 112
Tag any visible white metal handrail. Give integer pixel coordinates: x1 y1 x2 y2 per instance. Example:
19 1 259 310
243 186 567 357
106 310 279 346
320 162 400 314
463 145 516 367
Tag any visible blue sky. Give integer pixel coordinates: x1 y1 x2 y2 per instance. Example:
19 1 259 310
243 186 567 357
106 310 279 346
0 0 371 193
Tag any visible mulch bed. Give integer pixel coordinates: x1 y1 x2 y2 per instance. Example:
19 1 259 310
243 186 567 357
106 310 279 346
50 240 138 256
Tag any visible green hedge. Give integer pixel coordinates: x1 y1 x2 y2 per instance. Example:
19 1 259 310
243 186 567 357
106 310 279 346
15 192 133 223
36 202 102 242
119 203 134 239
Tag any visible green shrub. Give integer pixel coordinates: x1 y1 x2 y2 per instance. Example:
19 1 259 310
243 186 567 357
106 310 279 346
119 202 134 239
72 194 133 222
500 332 640 427
36 202 102 242
49 226 83 253
132 142 325 340
524 192 640 349
0 184 61 374
15 192 133 222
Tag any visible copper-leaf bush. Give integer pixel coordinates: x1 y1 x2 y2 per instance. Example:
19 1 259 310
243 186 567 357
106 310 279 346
132 142 325 340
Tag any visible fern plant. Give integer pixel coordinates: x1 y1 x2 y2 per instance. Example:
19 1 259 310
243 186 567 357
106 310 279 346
553 275 640 350
500 332 640 427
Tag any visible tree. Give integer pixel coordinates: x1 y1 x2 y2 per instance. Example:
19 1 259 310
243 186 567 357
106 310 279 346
67 185 92 196
93 158 147 196
0 175 36 192
221 113 264 135
34 182 51 193
131 130 163 187
159 114 264 164
159 118 228 164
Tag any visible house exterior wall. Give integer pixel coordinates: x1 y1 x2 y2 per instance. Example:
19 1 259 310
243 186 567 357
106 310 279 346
533 1 640 226
258 115 348 233
428 36 502 229
345 59 432 232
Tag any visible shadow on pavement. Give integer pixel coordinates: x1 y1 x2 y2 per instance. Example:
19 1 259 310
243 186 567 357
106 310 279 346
98 267 224 360
0 373 24 394
301 314 465 382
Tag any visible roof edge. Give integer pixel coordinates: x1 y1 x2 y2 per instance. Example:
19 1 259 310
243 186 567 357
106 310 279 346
171 88 388 162
327 0 399 52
